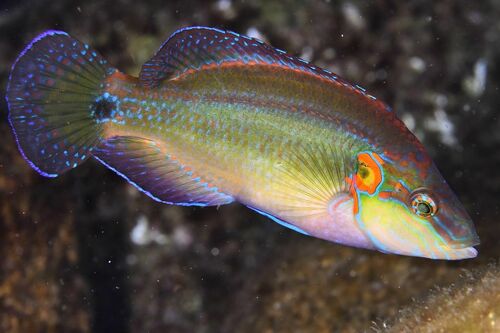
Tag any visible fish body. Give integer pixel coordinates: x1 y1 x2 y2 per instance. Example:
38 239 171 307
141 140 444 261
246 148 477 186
6 27 479 259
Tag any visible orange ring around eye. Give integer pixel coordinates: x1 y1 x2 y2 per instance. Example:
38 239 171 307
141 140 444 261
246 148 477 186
355 152 383 195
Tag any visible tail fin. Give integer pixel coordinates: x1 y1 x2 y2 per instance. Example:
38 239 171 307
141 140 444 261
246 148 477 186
6 30 115 177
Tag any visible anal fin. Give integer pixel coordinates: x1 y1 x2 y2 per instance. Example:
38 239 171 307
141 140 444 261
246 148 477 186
247 206 310 236
93 136 234 206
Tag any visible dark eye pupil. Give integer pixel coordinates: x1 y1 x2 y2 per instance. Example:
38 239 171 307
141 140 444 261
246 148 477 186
359 167 369 179
417 202 431 214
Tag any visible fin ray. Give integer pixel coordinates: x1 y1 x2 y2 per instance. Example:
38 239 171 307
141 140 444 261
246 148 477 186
6 30 114 176
93 136 234 206
139 27 390 115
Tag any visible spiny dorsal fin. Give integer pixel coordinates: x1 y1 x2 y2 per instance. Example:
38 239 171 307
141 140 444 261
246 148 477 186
93 136 234 206
139 27 389 111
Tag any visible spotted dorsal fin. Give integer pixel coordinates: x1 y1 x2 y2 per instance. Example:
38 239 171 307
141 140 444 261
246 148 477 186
93 136 234 206
139 27 389 111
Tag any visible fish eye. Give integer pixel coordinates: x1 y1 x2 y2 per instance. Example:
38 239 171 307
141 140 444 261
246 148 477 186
410 191 437 217
358 163 370 179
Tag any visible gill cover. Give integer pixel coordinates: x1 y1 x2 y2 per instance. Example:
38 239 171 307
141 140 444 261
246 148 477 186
350 151 479 260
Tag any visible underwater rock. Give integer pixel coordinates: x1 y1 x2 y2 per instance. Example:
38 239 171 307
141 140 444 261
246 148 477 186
386 265 500 333
0 129 90 333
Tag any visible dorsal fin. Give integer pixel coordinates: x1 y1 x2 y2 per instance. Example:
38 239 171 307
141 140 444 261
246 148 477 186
93 136 234 206
139 27 389 111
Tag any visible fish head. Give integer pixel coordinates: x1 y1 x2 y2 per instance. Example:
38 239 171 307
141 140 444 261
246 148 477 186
349 150 479 260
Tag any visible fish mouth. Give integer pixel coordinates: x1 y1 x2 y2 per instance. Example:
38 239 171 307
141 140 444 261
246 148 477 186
440 246 478 260
445 229 480 250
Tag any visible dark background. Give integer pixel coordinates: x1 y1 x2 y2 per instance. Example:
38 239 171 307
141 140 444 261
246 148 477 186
0 1 498 332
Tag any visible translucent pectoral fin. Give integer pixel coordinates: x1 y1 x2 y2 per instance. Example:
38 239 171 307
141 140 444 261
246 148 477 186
93 136 234 206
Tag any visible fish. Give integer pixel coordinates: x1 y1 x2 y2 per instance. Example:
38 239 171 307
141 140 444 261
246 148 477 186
6 27 480 260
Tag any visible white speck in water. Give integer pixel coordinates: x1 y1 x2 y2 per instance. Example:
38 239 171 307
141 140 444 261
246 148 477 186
131 215 149 245
322 47 336 60
463 58 487 97
172 226 193 249
215 0 235 19
342 3 365 30
408 56 426 73
211 247 220 256
434 94 448 108
246 27 266 42
300 45 314 62
467 11 483 25
216 0 231 11
401 113 416 131
130 215 169 246
425 109 458 147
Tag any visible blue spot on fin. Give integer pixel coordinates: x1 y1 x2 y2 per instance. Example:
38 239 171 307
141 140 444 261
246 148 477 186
6 30 115 177
93 136 234 206
138 26 391 113
248 206 309 236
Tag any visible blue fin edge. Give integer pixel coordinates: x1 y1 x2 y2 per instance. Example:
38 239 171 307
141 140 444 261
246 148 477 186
156 26 226 53
248 206 310 236
149 26 389 111
93 155 209 207
6 30 69 178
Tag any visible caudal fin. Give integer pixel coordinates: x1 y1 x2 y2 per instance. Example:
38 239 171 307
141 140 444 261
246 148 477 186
6 30 115 177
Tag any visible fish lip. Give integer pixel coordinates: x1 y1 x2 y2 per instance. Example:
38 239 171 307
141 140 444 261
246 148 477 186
447 234 481 249
443 246 478 260
467 247 478 258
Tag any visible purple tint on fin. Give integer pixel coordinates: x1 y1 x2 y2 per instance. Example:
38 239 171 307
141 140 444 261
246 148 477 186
139 26 390 112
93 136 234 206
6 31 69 177
6 30 112 177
